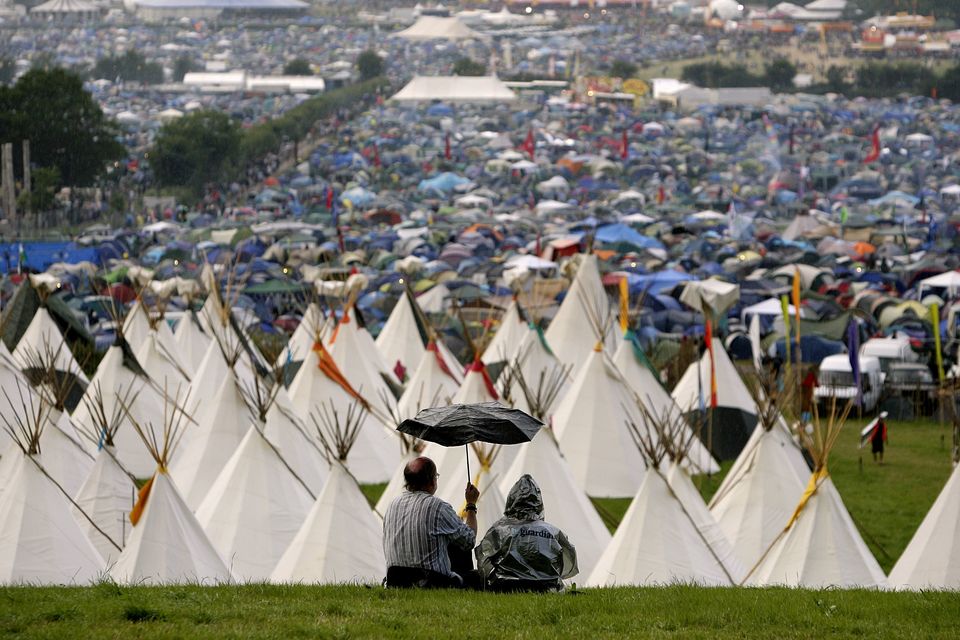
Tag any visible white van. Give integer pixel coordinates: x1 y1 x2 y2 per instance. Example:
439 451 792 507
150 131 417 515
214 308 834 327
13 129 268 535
859 336 918 384
815 354 883 414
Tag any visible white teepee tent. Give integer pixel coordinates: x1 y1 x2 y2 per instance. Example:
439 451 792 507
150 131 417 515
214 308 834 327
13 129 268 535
263 389 328 496
287 340 399 484
888 461 960 589
107 390 233 585
671 337 758 461
12 307 87 382
0 392 105 585
122 300 151 356
553 346 646 497
275 302 323 366
376 291 426 379
136 331 190 388
174 311 211 374
396 341 460 422
499 429 611 579
482 298 528 365
744 402 886 588
196 425 315 581
500 326 569 417
613 337 719 475
544 255 616 375
271 403 384 584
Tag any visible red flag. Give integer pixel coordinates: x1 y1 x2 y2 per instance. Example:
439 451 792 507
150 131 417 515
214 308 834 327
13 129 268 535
336 226 345 253
444 132 451 161
325 186 333 209
373 143 381 169
620 130 628 161
657 184 665 204
864 126 880 163
705 319 718 409
534 231 541 257
520 129 535 160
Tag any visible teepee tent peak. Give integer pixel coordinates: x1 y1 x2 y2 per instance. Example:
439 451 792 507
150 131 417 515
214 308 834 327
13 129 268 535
544 254 617 375
174 310 211 374
396 340 460 422
275 301 325 366
499 338 570 421
12 307 88 384
376 289 428 381
482 297 528 365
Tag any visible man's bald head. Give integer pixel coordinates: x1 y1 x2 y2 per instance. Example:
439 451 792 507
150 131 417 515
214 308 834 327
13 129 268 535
404 456 437 493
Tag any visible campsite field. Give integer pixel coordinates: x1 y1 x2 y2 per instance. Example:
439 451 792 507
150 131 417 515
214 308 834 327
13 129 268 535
1 583 958 639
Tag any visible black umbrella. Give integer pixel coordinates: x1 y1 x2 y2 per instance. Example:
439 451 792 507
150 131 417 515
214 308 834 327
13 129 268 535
397 402 543 478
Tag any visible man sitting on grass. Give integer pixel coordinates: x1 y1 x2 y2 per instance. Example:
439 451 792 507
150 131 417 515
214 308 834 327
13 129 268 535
475 475 577 592
383 456 481 589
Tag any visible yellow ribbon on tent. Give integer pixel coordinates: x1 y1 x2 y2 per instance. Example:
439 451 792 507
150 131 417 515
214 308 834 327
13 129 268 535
792 266 802 345
784 466 828 530
129 473 158 526
781 295 792 372
932 302 945 384
618 276 629 334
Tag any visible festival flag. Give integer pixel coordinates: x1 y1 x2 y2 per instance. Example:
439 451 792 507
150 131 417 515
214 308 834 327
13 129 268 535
781 295 792 368
749 312 762 373
932 303 945 384
620 129 628 161
444 132 451 161
520 129 535 160
534 230 541 257
705 318 718 409
325 186 334 210
619 276 629 335
864 125 880 163
373 143 381 169
17 243 26 275
847 321 862 406
840 204 849 225
657 184 665 204
792 266 802 345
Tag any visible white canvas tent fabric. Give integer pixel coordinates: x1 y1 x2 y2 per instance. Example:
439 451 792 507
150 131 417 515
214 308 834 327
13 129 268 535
416 283 448 314
262 389 328 496
482 299 528 365
136 331 190 389
170 368 252 510
394 16 483 41
679 279 740 315
544 255 617 376
123 302 152 356
499 430 611 579
329 312 398 409
12 307 88 382
396 343 461 422
888 462 960 589
174 312 211 374
375 293 425 378
709 425 809 567
554 347 647 498
740 298 807 324
587 467 736 587
71 345 167 477
108 471 233 585
392 76 516 104
40 411 95 499
271 463 384 584
73 446 135 564
0 452 105 585
500 327 569 417
612 339 718 475
287 343 400 484
746 474 886 588
195 426 314 581
917 270 960 299
374 450 419 515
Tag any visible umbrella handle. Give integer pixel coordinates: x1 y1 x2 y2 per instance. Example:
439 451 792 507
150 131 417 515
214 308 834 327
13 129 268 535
465 444 471 485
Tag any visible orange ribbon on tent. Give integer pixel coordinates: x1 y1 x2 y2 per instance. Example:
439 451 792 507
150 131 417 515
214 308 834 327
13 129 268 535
705 318 718 409
467 358 499 401
129 473 157 526
792 266 802 347
329 307 351 345
312 340 369 409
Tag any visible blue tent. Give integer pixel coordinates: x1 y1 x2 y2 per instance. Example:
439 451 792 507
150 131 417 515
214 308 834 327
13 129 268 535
775 335 845 364
595 223 665 251
418 172 471 194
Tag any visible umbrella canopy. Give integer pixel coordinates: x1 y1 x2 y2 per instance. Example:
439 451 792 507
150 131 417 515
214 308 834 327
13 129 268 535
397 402 542 447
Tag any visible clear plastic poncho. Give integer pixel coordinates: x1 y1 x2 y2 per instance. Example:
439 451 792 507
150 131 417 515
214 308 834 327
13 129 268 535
475 474 578 586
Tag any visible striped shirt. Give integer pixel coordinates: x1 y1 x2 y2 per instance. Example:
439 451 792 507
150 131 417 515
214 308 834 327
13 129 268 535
383 490 476 578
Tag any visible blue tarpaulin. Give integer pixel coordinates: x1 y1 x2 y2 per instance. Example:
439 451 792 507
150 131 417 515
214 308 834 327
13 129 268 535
0 242 99 274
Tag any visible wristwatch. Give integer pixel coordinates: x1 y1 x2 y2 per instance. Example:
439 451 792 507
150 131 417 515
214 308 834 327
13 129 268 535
465 503 477 512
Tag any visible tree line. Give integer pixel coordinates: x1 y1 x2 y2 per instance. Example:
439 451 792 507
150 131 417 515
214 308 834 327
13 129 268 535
681 59 960 100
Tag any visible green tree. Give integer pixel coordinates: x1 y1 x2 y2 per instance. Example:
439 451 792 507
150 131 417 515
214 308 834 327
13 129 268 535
283 58 312 76
153 110 240 195
357 50 384 81
825 65 849 94
92 51 164 85
17 166 61 214
764 58 796 93
610 59 638 79
938 64 960 101
0 68 124 186
452 57 486 77
172 55 197 83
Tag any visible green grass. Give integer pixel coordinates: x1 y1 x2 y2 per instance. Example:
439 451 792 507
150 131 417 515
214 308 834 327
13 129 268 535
1 584 957 639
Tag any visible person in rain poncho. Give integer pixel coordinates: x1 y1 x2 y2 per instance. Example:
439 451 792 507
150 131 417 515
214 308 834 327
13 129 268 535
475 475 577 592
